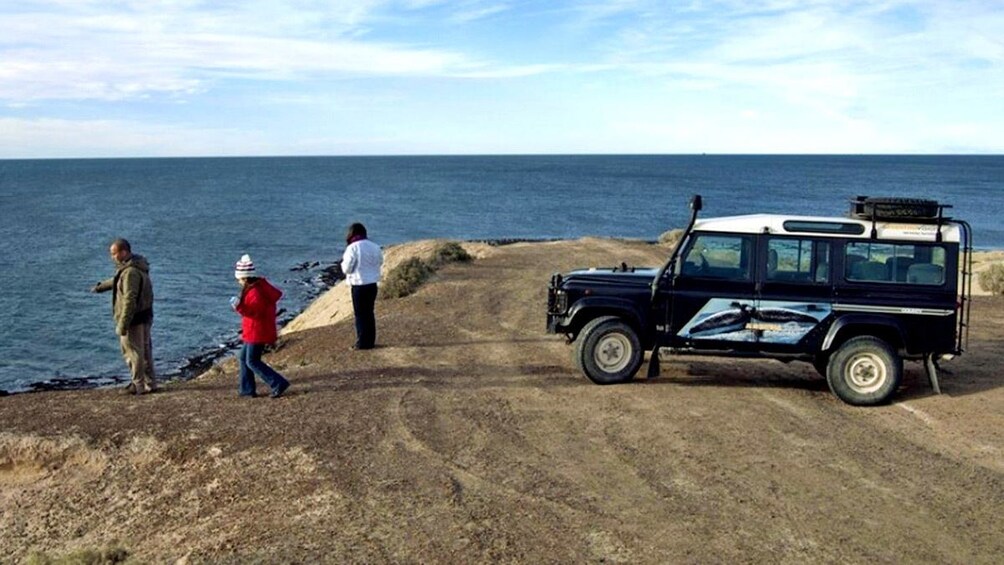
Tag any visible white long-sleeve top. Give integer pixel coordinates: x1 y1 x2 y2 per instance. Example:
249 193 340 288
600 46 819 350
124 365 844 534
341 239 383 286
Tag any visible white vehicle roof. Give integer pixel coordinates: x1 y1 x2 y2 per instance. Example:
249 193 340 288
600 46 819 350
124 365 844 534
693 214 962 244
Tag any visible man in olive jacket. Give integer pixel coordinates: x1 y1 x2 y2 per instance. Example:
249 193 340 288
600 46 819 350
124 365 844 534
92 238 156 394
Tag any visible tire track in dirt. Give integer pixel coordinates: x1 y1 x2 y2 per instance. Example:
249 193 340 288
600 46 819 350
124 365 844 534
388 387 587 516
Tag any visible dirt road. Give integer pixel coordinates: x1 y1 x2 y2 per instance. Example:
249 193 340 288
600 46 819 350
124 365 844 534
2 239 1002 563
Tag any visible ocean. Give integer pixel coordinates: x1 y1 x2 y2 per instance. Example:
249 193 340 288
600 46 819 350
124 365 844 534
1 155 1001 392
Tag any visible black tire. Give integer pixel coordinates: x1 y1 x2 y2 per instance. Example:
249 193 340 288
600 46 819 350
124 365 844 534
852 197 939 220
574 316 642 385
826 336 902 406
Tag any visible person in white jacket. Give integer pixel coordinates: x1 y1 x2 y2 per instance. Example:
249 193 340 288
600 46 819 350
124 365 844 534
341 222 384 349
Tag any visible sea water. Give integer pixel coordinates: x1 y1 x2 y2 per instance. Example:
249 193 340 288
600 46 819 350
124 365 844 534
1 155 1001 392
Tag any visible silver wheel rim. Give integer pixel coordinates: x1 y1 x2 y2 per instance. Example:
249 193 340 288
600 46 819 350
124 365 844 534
846 352 887 394
594 333 632 373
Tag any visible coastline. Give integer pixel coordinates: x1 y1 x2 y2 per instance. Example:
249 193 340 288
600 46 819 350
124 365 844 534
1 238 563 396
5 241 1002 397
5 262 343 396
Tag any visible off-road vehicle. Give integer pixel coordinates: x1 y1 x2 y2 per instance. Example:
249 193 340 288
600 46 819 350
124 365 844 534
546 196 973 405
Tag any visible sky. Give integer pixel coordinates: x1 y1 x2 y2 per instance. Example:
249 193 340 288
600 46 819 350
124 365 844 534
1 0 1002 158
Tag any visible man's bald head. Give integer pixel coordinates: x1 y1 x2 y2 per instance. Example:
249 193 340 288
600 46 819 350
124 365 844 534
109 238 132 263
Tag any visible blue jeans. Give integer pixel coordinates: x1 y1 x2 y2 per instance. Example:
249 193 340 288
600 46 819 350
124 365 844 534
239 343 289 396
351 283 378 349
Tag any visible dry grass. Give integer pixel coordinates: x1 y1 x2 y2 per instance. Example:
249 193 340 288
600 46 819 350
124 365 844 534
978 263 1004 295
26 547 131 565
658 228 684 248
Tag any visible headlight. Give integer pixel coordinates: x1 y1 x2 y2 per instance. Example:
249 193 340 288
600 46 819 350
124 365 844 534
550 289 568 314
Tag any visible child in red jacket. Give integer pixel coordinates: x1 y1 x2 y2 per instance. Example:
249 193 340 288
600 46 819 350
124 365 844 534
230 254 290 398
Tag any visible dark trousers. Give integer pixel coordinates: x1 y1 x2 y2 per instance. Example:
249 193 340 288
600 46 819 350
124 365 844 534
239 343 289 396
351 283 378 349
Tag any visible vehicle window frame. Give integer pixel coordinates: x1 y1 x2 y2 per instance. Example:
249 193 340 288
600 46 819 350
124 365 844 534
677 232 754 282
765 236 831 285
843 241 947 286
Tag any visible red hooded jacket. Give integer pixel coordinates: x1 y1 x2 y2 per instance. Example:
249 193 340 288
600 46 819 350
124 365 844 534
235 278 282 344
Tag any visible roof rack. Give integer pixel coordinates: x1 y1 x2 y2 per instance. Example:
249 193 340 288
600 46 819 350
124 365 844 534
848 196 954 242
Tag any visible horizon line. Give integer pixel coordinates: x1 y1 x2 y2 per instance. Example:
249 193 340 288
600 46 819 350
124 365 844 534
3 152 1003 161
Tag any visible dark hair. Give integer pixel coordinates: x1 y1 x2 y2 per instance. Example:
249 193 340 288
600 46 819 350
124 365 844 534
346 222 367 244
239 277 260 299
111 238 131 252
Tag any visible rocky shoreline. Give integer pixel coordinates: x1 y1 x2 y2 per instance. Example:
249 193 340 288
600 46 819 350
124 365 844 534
5 260 347 396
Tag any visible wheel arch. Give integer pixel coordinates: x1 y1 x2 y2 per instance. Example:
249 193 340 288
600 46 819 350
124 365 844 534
565 299 647 343
821 314 906 353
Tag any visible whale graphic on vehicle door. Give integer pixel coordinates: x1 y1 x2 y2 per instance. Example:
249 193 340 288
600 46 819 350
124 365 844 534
679 298 831 344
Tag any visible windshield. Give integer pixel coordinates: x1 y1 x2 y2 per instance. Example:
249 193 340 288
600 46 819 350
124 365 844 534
678 233 753 281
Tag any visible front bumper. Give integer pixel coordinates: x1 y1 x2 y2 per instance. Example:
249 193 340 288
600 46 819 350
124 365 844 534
547 312 569 334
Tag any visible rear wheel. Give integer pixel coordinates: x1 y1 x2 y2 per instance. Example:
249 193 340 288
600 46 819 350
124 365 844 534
826 336 902 405
575 316 642 385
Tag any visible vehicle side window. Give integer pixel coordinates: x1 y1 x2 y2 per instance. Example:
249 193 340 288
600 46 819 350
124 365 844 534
845 242 946 285
767 238 830 283
681 234 751 281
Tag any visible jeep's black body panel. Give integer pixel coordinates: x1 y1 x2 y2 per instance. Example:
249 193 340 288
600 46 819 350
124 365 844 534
547 268 657 345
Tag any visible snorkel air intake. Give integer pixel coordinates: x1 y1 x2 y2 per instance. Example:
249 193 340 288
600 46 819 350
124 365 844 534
647 194 702 379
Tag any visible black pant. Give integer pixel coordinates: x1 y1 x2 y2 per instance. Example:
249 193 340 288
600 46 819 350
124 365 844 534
351 283 378 349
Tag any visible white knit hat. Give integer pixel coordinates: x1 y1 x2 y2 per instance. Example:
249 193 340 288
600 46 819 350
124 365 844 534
234 254 257 279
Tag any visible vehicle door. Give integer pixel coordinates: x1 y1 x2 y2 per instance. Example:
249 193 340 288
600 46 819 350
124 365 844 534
835 240 958 353
756 236 834 353
668 232 758 351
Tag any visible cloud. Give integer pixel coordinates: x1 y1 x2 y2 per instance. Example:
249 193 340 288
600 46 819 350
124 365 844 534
450 3 510 24
576 1 1004 124
0 115 472 158
0 117 274 157
0 1 483 103
1 0 1001 155
453 63 568 79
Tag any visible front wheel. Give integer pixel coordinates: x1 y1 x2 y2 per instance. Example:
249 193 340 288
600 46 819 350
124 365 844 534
575 316 643 385
826 336 902 406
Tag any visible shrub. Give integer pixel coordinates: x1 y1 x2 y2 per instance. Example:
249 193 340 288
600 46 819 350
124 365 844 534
979 263 1004 295
431 241 472 266
658 229 684 248
379 257 434 299
379 241 474 299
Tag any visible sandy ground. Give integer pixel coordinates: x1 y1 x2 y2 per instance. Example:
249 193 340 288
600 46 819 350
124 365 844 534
1 239 1002 563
